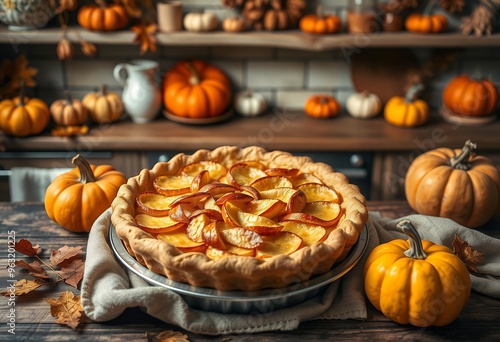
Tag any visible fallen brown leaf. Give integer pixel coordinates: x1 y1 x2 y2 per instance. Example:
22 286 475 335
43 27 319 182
15 260 50 279
1 279 47 296
146 330 190 342
58 258 85 288
15 239 41 256
452 234 485 273
50 245 83 267
45 291 83 330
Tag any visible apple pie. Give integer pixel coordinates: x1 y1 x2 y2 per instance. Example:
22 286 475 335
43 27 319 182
111 146 368 291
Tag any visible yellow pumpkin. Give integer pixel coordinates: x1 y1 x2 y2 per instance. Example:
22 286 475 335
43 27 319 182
405 140 500 228
82 85 124 124
44 154 126 233
364 219 471 327
0 86 50 137
384 83 429 127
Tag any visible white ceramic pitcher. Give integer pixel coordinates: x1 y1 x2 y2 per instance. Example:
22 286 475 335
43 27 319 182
113 60 162 124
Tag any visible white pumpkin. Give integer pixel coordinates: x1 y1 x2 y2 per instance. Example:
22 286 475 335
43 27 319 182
346 91 382 119
234 90 267 117
183 11 218 32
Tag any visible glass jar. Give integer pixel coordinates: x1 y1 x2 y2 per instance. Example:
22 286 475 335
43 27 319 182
347 0 379 34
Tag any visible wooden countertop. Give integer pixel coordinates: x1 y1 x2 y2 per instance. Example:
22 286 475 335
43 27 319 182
2 112 500 152
1 201 499 341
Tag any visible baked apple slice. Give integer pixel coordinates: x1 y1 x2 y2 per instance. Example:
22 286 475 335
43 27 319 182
219 226 263 249
281 221 327 246
135 214 186 234
222 202 283 235
215 192 254 207
169 192 212 208
202 221 228 250
157 229 207 253
245 199 287 219
153 175 191 196
181 161 228 181
186 213 211 243
289 173 323 187
136 191 179 216
250 175 293 191
297 183 339 203
264 167 300 177
227 163 267 186
190 170 211 193
255 232 303 259
206 245 255 260
199 183 238 198
281 201 341 227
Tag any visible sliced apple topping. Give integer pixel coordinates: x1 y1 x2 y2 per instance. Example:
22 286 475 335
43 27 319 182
169 203 195 223
186 213 211 243
199 183 238 198
190 170 211 193
281 201 341 227
298 183 339 203
219 226 263 249
157 229 207 253
259 187 297 203
204 196 222 213
181 161 228 181
135 214 186 234
206 245 255 260
136 191 179 216
228 163 267 186
222 202 283 235
245 199 286 219
286 189 307 214
264 167 300 177
215 192 254 207
255 232 303 259
289 173 323 187
169 191 211 208
281 221 327 246
202 221 227 250
154 175 191 196
250 175 293 191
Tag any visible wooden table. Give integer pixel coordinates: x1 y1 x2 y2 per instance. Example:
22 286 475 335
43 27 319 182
1 201 499 341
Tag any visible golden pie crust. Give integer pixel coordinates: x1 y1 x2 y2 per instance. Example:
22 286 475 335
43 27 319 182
111 146 368 291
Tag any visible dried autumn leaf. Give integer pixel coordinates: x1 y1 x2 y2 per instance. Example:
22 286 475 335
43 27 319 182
58 258 85 288
80 40 97 57
51 125 89 137
452 234 485 273
50 245 83 267
116 0 142 18
10 55 38 89
15 260 50 279
146 330 190 342
1 279 47 296
15 239 41 256
132 24 157 54
45 291 83 330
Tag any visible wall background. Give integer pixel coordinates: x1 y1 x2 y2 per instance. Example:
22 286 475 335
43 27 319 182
1 0 498 115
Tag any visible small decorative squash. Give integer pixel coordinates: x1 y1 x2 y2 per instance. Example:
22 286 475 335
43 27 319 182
346 91 382 119
263 8 289 31
442 75 498 117
234 90 267 117
44 154 127 233
183 11 218 32
77 0 129 31
82 85 124 123
222 16 246 32
384 83 429 128
50 91 88 126
304 95 341 119
162 60 232 119
405 13 448 33
299 6 342 34
364 219 471 327
0 82 50 137
405 140 500 228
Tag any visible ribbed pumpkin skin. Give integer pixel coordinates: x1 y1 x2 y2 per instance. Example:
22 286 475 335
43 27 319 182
442 75 498 116
405 13 448 33
44 161 126 233
77 4 129 31
405 146 500 228
50 98 88 126
384 96 429 127
300 14 342 34
304 95 341 119
162 60 231 119
82 88 124 123
0 96 50 137
364 238 471 327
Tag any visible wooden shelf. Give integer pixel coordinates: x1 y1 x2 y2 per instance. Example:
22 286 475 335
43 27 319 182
2 27 500 50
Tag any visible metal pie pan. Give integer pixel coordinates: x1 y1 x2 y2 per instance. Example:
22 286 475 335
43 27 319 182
109 224 369 315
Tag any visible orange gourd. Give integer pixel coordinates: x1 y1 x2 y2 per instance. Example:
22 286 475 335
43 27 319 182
0 83 50 137
405 13 447 33
442 75 498 116
364 219 470 327
82 85 124 123
299 6 342 34
304 95 341 119
44 154 127 233
50 92 88 126
162 60 232 119
405 140 500 228
77 1 129 31
384 83 429 128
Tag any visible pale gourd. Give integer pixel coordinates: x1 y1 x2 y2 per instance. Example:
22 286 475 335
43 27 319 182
346 91 382 119
183 11 218 32
234 90 267 117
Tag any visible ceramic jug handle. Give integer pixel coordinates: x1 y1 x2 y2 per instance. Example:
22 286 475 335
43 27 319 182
113 63 128 86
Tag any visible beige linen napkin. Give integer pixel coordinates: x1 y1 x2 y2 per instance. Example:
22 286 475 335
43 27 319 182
81 209 500 335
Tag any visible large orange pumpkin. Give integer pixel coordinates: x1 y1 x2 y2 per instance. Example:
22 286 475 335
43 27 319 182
442 75 498 116
405 140 500 228
44 154 126 233
162 60 232 119
0 86 50 137
77 2 129 31
405 13 447 33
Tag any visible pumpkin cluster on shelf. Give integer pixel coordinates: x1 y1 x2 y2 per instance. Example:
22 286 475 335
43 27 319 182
405 13 448 33
77 0 130 32
299 6 342 35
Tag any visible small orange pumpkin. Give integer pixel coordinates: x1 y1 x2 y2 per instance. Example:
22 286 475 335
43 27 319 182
384 83 429 128
77 0 129 31
304 95 341 119
0 83 50 137
442 75 498 117
405 13 447 33
44 154 127 233
50 91 88 126
299 6 342 34
162 60 232 119
222 16 247 32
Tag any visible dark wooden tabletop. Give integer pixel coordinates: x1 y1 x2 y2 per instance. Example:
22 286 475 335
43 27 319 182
1 201 499 341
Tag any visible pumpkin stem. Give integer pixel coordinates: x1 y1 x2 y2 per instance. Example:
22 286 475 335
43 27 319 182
18 78 25 106
64 90 72 104
187 61 200 85
100 84 107 95
72 154 96 184
95 0 107 9
423 0 438 15
450 140 476 171
396 219 428 260
316 5 324 19
405 83 424 103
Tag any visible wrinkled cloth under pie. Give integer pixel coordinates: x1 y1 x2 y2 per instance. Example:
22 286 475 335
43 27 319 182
81 209 500 335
